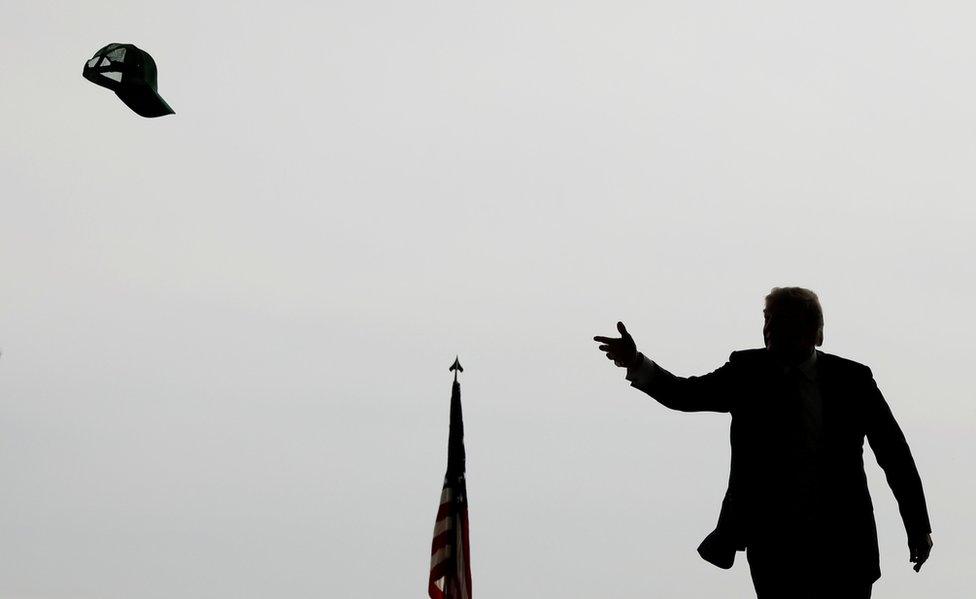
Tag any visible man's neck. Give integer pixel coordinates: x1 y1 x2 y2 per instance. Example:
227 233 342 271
770 347 816 367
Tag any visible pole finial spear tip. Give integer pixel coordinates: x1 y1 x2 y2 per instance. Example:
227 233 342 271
450 356 463 381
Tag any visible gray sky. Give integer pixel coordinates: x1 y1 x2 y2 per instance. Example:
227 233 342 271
1 1 974 597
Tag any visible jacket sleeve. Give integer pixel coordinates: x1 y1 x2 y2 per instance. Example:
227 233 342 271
625 352 739 413
863 367 932 541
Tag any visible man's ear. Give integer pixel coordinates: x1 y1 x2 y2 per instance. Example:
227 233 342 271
816 328 824 347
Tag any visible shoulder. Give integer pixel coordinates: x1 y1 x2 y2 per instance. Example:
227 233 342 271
726 349 771 377
728 348 768 364
817 351 874 379
726 349 876 378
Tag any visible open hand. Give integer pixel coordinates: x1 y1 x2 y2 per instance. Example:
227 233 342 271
909 533 933 572
594 321 638 368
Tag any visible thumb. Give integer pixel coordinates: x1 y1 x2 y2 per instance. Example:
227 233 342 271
617 321 630 338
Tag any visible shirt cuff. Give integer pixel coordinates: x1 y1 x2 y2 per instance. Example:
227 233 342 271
624 352 659 388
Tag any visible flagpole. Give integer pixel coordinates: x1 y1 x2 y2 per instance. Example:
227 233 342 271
430 355 473 599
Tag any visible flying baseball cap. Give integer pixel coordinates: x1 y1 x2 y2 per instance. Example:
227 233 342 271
83 43 175 117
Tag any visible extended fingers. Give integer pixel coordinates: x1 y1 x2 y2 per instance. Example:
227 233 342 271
595 323 633 367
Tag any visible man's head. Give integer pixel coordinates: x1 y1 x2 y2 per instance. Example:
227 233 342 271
763 287 824 361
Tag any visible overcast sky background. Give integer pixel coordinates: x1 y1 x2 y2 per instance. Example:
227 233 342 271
2 1 975 597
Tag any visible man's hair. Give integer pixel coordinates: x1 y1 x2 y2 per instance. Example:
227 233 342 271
765 287 824 333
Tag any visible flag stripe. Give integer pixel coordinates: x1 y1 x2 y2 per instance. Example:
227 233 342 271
432 520 452 540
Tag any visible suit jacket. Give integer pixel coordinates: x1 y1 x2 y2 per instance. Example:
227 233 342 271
628 348 931 582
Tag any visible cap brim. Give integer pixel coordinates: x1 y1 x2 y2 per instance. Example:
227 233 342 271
115 82 174 118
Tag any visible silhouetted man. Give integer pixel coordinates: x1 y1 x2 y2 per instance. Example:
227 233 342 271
594 287 932 598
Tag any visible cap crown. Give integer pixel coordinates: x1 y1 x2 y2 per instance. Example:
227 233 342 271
84 44 133 89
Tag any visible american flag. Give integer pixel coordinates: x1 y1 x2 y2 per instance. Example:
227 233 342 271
428 371 473 599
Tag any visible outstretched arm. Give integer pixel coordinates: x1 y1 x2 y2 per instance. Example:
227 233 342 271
864 368 933 572
594 321 737 413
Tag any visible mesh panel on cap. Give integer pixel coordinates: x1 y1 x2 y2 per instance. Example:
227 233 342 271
101 71 122 82
87 57 100 68
107 47 126 62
